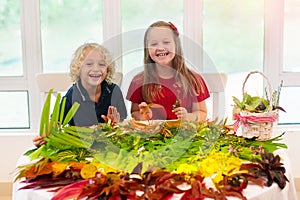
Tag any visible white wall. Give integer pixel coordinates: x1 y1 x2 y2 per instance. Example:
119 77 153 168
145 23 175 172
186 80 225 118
0 134 34 183
1 127 300 184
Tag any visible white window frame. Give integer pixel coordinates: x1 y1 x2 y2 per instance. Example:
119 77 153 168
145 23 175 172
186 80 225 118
264 0 300 88
0 0 299 135
0 0 42 134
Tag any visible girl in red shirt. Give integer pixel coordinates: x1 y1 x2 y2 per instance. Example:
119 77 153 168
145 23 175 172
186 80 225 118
126 21 210 121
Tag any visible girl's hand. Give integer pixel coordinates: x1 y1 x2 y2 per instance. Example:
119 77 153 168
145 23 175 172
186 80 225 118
33 135 46 147
139 102 152 121
173 107 188 120
101 106 120 124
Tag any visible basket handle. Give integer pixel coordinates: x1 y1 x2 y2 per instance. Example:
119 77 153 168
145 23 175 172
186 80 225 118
242 71 273 112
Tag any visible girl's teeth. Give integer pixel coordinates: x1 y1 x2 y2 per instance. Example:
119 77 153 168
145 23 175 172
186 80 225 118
158 53 167 57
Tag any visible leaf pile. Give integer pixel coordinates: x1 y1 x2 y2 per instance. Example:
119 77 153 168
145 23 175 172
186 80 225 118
14 90 289 200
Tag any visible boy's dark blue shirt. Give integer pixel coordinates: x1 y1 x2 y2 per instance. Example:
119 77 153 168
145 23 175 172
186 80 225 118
62 79 127 126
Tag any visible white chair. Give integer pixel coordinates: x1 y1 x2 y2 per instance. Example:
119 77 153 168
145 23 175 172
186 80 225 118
36 72 123 97
35 72 74 113
202 73 228 120
113 71 123 86
35 72 73 98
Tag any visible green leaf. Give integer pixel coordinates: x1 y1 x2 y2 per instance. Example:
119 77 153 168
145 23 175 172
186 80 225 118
64 126 94 142
113 149 131 169
47 131 91 149
49 93 62 134
39 89 53 136
27 145 46 160
62 102 80 126
243 93 251 104
23 148 38 156
59 97 67 124
232 96 243 109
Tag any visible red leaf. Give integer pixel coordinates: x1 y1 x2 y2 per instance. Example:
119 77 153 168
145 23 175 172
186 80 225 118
51 179 89 200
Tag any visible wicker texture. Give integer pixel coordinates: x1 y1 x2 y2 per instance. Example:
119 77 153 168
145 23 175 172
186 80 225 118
235 71 278 141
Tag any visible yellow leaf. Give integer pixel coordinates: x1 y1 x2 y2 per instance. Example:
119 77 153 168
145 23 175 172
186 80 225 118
80 164 97 179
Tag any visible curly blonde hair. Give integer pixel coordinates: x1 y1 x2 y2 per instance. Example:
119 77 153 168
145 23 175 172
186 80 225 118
69 43 115 84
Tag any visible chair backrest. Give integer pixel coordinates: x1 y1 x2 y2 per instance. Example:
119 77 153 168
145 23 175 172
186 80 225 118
113 71 123 87
201 73 228 120
36 72 123 96
36 72 73 97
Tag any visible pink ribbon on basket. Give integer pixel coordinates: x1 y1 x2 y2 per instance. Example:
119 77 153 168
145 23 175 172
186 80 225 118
233 113 278 132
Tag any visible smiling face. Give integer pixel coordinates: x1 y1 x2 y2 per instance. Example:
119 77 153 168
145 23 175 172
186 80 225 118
147 27 176 67
79 49 108 89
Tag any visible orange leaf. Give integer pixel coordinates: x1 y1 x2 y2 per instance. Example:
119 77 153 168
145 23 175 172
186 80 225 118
52 162 68 178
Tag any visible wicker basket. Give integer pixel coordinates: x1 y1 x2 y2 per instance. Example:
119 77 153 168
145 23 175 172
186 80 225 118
234 71 278 141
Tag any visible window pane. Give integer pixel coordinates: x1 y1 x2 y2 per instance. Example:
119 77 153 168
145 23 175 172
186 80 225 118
121 0 183 74
278 87 300 124
203 0 264 73
283 0 300 72
0 0 22 77
0 91 29 128
203 0 264 117
120 0 183 115
40 0 102 72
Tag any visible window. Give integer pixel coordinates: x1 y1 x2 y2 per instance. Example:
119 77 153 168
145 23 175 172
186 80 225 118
0 91 29 128
276 0 300 124
0 1 30 129
283 0 300 73
0 0 22 77
279 87 300 124
119 0 184 115
121 0 183 74
40 0 103 72
203 0 265 117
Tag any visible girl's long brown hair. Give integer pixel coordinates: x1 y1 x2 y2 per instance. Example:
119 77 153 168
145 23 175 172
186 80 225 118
142 21 204 103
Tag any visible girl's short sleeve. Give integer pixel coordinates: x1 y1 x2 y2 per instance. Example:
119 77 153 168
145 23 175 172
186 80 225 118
194 73 210 102
126 73 144 103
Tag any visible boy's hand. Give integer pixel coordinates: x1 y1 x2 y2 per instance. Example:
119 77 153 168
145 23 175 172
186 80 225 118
33 135 46 147
101 106 120 125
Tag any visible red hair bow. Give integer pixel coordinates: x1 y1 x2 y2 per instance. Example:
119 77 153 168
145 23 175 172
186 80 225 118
168 22 179 35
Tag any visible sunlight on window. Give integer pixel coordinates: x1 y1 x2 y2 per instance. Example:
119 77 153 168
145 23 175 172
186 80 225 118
120 0 183 75
120 0 184 117
0 91 29 128
203 0 264 73
278 87 300 124
203 0 264 120
40 0 103 73
283 0 300 72
0 0 22 77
